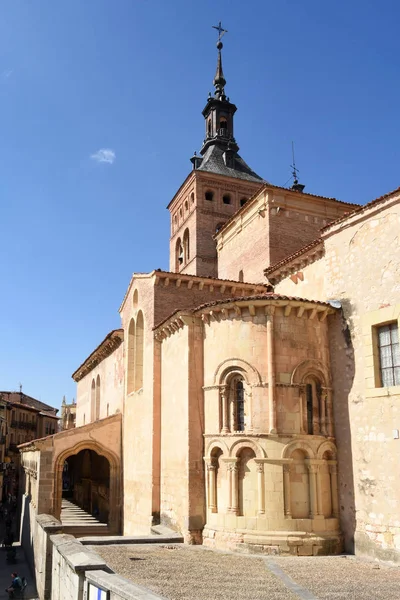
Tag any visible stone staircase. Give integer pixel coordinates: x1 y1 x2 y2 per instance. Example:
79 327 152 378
61 499 110 537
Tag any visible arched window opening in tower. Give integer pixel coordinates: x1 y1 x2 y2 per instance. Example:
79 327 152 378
175 238 183 270
207 119 212 137
190 192 195 204
238 270 244 282
219 117 227 131
183 228 190 264
184 200 188 211
205 190 214 201
223 194 231 205
240 198 247 207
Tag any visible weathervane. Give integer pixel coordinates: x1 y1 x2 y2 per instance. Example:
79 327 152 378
212 21 228 44
290 141 300 184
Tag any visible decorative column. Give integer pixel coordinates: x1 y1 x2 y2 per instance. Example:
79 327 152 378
220 386 229 433
228 462 239 514
329 463 339 517
315 464 323 516
307 464 318 519
326 390 334 437
283 464 292 518
207 461 217 513
320 391 327 436
256 462 265 515
313 386 320 435
299 387 306 434
266 311 277 433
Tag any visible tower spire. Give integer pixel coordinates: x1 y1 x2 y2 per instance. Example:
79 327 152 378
212 21 228 100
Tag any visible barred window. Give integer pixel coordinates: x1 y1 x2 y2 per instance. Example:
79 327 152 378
378 323 400 387
235 381 245 432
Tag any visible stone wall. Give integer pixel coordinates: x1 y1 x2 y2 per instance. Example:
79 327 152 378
75 343 124 428
273 193 400 560
216 186 356 283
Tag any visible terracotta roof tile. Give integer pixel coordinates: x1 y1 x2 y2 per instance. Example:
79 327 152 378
153 292 334 331
264 239 324 277
72 329 124 382
320 185 400 232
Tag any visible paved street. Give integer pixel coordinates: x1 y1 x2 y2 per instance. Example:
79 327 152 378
92 544 400 600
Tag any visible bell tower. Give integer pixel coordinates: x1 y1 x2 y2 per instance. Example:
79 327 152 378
168 23 264 278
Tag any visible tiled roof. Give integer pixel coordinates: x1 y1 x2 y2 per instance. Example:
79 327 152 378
0 391 58 414
320 184 400 232
119 269 269 312
72 329 124 382
154 292 334 331
264 239 324 277
196 145 264 183
192 293 333 312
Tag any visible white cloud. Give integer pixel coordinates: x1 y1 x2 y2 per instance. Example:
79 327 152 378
2 69 13 79
90 148 116 164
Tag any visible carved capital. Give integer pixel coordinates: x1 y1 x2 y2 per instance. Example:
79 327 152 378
329 464 337 476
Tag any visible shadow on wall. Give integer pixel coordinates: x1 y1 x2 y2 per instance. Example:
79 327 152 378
329 303 356 554
19 491 34 575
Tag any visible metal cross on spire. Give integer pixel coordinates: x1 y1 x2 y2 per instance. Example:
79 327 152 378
212 21 228 43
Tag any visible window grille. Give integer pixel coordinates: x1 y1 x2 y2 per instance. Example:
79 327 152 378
378 323 400 387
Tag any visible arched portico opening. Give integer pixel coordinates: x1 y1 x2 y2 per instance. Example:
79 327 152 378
54 441 121 534
62 449 110 522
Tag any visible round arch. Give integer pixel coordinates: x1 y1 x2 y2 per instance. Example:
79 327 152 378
316 440 337 460
213 358 262 386
230 438 266 459
54 440 121 533
205 438 229 459
291 359 330 387
281 440 315 460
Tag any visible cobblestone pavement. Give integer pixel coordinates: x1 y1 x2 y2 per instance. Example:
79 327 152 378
91 544 400 600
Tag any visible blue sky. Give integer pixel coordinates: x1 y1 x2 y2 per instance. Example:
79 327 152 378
0 0 399 409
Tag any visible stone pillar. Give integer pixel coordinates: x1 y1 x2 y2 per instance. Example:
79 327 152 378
299 387 306 434
329 463 339 517
313 386 320 435
220 386 229 433
208 463 217 513
307 464 318 519
266 312 277 433
320 391 327 436
326 390 334 437
315 464 323 516
228 462 239 514
256 462 265 515
230 395 236 433
283 464 291 518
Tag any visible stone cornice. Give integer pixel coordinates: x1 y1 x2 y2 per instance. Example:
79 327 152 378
154 295 336 341
264 240 325 285
72 330 124 382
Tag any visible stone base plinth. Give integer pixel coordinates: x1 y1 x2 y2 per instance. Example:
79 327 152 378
203 527 343 556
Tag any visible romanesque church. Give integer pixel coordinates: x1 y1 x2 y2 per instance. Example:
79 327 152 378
21 33 400 563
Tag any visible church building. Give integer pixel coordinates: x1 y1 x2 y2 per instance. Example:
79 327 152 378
20 29 400 563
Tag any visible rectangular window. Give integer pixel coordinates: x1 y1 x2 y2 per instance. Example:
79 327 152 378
378 323 400 387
